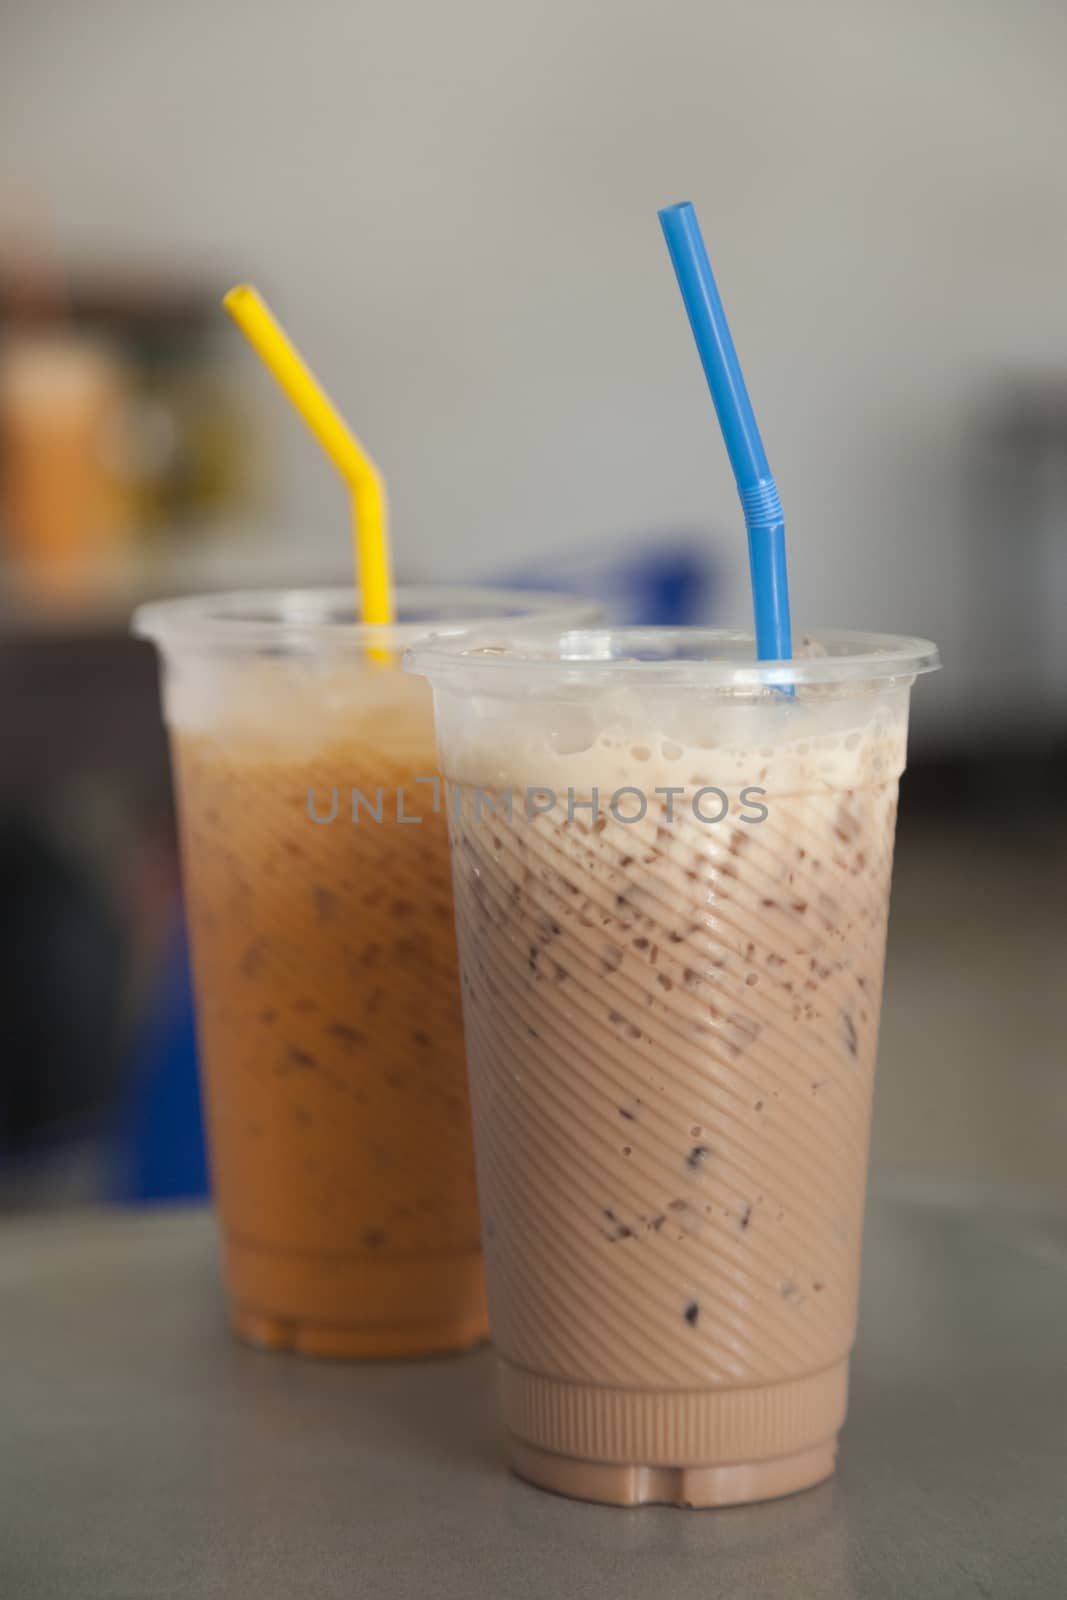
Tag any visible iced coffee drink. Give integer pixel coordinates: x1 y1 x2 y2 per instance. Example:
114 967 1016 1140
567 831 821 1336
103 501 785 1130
407 627 938 1502
135 587 594 1358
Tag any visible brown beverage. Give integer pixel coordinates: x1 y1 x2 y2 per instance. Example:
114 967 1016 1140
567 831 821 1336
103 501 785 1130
409 627 938 1501
136 587 593 1358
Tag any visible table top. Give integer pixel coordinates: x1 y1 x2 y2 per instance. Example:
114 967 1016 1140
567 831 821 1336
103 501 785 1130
2 1185 1065 1599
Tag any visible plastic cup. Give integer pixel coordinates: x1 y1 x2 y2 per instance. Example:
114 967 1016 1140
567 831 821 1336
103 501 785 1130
134 586 598 1359
406 626 939 1500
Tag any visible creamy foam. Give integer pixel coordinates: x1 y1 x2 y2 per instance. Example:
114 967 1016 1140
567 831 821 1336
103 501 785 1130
433 684 910 799
161 654 436 767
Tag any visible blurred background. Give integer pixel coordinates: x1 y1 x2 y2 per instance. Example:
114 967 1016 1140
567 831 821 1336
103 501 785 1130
0 0 1063 1211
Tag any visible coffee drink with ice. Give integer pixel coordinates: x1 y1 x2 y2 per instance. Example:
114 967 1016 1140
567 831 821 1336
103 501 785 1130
408 627 938 1505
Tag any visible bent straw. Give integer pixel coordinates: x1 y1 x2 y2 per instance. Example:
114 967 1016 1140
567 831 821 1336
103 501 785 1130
223 285 394 628
658 203 792 664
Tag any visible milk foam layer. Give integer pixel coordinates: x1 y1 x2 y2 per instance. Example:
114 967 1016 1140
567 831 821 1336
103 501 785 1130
162 653 436 765
434 683 910 799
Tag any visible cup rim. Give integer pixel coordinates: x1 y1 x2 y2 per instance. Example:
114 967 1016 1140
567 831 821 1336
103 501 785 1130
132 585 599 653
404 626 941 690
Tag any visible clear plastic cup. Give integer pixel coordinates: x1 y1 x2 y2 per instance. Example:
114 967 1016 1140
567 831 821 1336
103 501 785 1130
134 586 599 1358
406 626 939 1500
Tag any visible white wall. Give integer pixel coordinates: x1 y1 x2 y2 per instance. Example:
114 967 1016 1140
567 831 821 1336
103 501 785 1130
5 0 1067 739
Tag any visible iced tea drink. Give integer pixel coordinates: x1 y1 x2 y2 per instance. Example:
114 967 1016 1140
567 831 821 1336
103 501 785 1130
135 587 593 1357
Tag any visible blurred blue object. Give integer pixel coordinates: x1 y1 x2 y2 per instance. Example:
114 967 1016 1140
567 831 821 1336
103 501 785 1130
502 529 721 626
113 919 208 1204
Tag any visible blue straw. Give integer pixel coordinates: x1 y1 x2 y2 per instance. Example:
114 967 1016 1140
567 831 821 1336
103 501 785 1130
658 201 792 663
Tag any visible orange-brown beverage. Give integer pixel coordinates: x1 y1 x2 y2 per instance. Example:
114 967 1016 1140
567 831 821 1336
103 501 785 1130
135 587 593 1357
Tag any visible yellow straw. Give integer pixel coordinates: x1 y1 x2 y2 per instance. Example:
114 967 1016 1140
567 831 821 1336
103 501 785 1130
222 285 394 628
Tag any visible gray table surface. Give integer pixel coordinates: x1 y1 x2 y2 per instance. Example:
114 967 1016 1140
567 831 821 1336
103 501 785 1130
2 1185 1065 1599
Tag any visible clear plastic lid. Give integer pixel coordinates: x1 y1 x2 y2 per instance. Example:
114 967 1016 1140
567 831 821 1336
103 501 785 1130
133 585 601 657
405 627 941 695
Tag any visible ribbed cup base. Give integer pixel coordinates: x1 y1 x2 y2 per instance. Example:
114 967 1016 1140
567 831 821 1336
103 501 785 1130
499 1356 848 1506
511 1436 836 1508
